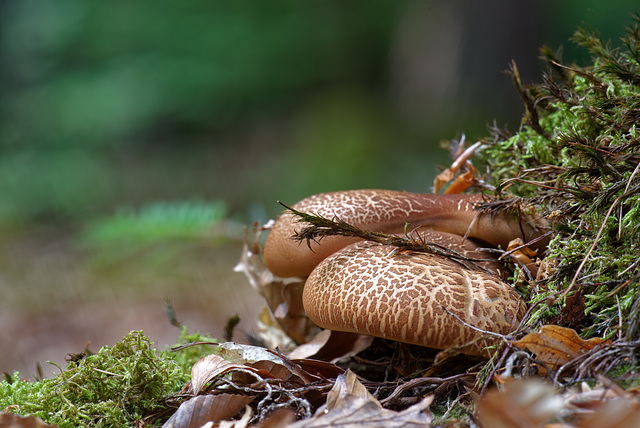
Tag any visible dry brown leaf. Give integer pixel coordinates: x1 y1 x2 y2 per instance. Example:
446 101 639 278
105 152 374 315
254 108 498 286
511 325 609 369
266 280 311 344
443 164 476 194
505 237 539 278
433 168 455 194
218 406 253 428
0 413 59 428
191 354 238 395
536 256 558 282
476 378 563 428
577 398 640 428
324 369 379 411
477 377 640 428
287 330 374 363
190 342 318 393
191 353 277 395
287 330 333 360
433 139 481 194
561 382 618 411
289 370 432 428
291 358 345 381
257 306 297 351
257 409 296 428
248 359 300 383
218 341 288 366
290 396 433 428
249 349 345 385
235 235 318 346
162 395 254 428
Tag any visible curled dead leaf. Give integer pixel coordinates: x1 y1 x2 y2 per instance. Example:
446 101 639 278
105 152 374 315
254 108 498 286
324 369 379 411
215 342 344 383
162 395 254 428
235 234 318 346
504 237 538 279
287 330 374 363
0 412 59 428
476 379 563 428
257 306 297 351
190 353 278 395
217 341 287 366
289 370 432 428
511 325 610 370
443 164 477 195
433 139 481 194
577 397 640 428
290 359 345 381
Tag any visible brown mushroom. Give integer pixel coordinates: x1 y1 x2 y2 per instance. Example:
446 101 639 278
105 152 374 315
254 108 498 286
263 189 547 355
264 189 548 278
302 239 526 355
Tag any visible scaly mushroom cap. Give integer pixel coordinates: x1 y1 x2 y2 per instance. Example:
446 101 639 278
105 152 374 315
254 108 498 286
302 240 526 354
264 190 548 278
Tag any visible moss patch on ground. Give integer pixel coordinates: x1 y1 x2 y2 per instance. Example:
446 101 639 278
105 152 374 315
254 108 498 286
0 330 216 427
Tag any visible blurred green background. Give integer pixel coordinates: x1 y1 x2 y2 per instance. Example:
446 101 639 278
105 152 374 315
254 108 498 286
0 1 636 376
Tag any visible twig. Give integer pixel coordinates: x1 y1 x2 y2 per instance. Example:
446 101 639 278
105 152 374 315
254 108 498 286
379 373 473 405
281 202 496 273
440 307 510 341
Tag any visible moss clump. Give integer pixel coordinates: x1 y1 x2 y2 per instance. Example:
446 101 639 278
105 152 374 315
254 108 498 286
469 16 640 342
0 329 216 427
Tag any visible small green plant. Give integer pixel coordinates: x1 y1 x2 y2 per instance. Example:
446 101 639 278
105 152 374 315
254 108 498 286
84 200 229 246
81 200 234 268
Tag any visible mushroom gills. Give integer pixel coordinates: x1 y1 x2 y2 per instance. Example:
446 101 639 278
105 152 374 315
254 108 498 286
302 240 526 355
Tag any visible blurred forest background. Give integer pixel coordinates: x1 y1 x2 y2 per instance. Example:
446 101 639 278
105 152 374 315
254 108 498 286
1 1 637 377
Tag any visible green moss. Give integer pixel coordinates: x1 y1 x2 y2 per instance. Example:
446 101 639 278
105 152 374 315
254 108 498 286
0 329 218 428
469 15 640 344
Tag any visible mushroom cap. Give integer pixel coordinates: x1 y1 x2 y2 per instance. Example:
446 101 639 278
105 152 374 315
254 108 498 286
302 239 526 355
264 190 548 278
